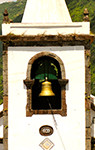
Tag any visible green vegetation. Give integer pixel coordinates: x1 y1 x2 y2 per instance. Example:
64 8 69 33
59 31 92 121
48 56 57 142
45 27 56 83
66 0 95 95
0 0 95 104
0 0 26 23
0 0 27 104
66 0 95 33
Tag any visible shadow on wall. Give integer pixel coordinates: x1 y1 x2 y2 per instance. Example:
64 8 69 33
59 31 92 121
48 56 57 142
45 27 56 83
0 144 3 150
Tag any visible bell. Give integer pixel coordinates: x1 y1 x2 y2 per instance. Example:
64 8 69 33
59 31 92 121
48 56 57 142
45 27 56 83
39 78 55 96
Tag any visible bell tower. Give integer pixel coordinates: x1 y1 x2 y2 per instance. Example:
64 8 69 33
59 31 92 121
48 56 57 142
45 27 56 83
1 0 94 150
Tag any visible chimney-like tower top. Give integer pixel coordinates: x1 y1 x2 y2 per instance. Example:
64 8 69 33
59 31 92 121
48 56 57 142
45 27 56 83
22 0 72 23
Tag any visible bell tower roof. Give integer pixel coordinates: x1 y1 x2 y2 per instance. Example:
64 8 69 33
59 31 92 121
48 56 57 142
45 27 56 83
22 0 72 23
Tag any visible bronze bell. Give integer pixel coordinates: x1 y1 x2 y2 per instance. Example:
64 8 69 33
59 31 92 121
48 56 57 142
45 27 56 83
39 77 55 96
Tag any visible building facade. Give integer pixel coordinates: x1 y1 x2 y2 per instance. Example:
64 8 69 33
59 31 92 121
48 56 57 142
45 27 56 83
0 0 94 150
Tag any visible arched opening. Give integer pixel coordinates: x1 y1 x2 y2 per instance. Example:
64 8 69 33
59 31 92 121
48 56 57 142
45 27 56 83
31 56 61 110
24 52 68 116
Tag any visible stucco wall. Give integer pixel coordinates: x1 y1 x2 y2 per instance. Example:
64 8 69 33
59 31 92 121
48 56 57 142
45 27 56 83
8 46 85 150
0 117 3 139
2 22 90 36
0 104 3 139
0 144 3 150
91 110 95 138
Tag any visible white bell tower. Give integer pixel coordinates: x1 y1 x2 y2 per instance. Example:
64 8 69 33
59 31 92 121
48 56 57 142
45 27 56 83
1 0 94 150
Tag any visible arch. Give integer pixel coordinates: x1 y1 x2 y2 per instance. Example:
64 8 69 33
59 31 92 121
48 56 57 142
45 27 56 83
24 51 68 116
26 51 66 80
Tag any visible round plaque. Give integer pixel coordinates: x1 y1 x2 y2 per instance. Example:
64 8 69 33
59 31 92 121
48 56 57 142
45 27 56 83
39 125 54 136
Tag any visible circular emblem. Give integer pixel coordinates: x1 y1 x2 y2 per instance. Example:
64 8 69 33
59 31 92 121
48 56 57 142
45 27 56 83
39 125 54 136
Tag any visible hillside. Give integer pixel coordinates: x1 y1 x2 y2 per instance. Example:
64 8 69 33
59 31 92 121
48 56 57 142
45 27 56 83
0 0 17 4
0 0 95 104
66 0 95 95
0 0 26 104
66 0 95 33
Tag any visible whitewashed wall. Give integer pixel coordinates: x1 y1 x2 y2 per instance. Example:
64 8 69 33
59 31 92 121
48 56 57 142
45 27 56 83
8 46 85 150
2 22 90 35
0 104 3 150
0 104 3 139
0 117 3 138
91 109 95 138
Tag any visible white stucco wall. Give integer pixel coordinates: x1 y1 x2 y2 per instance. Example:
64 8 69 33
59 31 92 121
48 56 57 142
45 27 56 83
0 144 3 150
0 104 3 139
0 104 3 112
91 109 95 138
2 22 90 36
0 117 3 138
91 95 95 105
8 46 85 150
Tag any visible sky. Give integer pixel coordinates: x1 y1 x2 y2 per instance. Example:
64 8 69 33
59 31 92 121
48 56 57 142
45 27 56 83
0 0 17 4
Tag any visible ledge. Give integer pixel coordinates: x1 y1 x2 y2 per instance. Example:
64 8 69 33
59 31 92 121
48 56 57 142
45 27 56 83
24 79 69 89
23 79 35 89
0 34 94 44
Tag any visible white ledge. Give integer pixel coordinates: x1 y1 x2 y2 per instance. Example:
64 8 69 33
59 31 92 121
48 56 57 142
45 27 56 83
2 22 90 36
